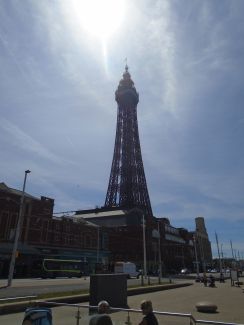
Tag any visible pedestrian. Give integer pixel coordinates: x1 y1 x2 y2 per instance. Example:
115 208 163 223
202 273 208 287
89 314 113 325
139 300 158 325
98 300 110 314
219 273 225 283
209 275 216 287
89 301 112 325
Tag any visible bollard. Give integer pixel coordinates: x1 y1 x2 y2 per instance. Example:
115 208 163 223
125 311 132 325
141 273 144 286
76 307 81 325
190 315 196 325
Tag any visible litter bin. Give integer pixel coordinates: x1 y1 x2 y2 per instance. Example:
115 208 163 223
90 273 127 309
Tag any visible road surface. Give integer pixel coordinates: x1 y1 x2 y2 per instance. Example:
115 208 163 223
0 276 166 298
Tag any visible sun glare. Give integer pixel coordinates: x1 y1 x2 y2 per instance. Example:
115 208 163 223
73 0 125 41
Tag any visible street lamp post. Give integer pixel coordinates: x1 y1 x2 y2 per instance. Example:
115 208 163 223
220 243 225 272
96 226 100 263
7 170 31 287
142 214 147 282
215 232 222 273
181 245 185 268
193 235 200 277
157 221 162 284
230 240 235 259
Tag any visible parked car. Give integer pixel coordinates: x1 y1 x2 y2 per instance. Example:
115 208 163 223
114 261 140 278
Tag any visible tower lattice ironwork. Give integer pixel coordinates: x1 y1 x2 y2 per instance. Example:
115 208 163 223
104 65 153 217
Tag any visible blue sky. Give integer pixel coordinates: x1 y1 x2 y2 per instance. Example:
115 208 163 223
0 0 243 258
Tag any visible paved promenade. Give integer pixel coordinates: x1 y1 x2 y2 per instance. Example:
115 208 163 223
0 278 243 325
123 278 244 325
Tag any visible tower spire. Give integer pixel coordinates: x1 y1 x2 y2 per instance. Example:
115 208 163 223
104 67 153 217
125 58 128 72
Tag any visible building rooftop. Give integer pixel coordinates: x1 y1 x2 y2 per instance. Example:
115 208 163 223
74 208 127 219
0 182 39 200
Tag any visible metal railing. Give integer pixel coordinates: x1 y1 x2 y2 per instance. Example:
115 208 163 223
0 295 37 303
40 301 244 325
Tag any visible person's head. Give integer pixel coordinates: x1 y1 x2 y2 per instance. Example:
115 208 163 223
98 300 110 314
140 300 153 315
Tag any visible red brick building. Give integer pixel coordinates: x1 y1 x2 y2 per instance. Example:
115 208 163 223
74 207 196 274
0 182 211 277
0 183 109 277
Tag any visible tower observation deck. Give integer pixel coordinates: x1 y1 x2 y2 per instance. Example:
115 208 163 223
104 65 153 218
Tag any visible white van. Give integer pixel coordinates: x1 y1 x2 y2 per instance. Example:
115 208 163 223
114 261 140 278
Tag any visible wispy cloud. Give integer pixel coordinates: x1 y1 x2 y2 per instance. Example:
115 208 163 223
0 0 244 252
0 117 70 164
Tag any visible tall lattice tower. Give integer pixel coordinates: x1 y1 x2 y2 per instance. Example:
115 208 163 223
104 65 153 217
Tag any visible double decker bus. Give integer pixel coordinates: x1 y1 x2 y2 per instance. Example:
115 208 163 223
32 258 89 278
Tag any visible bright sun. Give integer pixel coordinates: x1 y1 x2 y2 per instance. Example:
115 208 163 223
73 0 125 41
